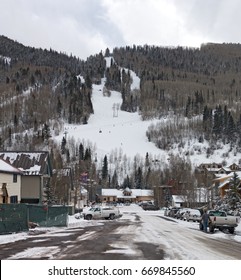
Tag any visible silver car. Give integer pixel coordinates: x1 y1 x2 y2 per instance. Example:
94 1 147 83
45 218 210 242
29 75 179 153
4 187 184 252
184 209 202 222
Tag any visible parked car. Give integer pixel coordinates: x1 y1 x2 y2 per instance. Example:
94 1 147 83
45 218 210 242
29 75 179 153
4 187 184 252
168 208 180 217
175 208 191 220
83 206 121 220
139 201 153 207
184 209 201 222
200 210 240 234
142 204 159 211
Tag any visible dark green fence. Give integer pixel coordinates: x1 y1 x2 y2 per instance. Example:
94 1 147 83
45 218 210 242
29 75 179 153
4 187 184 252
28 205 69 227
0 204 29 234
0 204 69 234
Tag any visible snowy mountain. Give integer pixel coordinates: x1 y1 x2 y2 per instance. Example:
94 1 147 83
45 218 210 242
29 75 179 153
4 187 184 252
54 58 165 181
54 57 241 182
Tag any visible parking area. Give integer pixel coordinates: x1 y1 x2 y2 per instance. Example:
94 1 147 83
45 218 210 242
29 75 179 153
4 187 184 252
164 207 202 222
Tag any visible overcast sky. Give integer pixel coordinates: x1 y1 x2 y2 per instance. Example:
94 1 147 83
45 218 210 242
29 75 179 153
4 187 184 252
1 0 241 60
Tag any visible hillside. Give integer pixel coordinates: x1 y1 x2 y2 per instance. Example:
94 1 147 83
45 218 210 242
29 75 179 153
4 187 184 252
58 62 240 178
1 36 241 196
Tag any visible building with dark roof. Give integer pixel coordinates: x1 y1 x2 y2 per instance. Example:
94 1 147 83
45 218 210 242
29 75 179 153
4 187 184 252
0 151 52 204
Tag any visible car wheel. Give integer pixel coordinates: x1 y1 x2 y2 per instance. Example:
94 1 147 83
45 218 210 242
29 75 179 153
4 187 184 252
229 227 235 234
85 215 92 220
209 224 215 233
109 214 115 220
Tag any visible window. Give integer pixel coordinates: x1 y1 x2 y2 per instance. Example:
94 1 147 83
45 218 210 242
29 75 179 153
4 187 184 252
10 196 18 203
13 174 17 183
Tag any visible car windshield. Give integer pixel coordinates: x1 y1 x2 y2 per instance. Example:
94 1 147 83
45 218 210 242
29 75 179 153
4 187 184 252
209 211 226 216
89 207 100 212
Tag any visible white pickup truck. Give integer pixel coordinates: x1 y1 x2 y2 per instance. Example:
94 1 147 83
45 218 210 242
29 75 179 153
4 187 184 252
200 210 240 234
83 206 121 220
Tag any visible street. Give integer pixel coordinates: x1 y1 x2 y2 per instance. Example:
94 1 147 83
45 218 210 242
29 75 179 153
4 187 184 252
1 205 241 259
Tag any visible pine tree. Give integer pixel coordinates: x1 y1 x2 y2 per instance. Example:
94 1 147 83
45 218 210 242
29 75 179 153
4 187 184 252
145 152 150 168
8 127 12 147
145 167 151 189
123 175 131 189
102 155 108 180
13 114 18 127
57 97 62 117
105 47 110 57
135 167 143 189
79 143 84 161
223 105 228 135
185 96 191 117
34 118 38 132
203 105 212 134
111 170 119 188
42 123 51 143
61 137 66 154
85 73 92 89
84 148 91 161
227 112 236 142
213 105 223 138
43 179 56 205
226 172 241 210
66 149 70 163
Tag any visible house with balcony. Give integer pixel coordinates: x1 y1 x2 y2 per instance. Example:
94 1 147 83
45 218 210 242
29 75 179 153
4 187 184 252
210 171 241 198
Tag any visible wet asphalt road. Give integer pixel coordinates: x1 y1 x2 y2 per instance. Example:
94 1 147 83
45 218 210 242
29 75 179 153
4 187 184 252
1 212 241 260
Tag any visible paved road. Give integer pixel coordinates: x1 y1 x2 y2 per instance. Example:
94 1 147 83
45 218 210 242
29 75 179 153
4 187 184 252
1 208 241 259
0 219 165 260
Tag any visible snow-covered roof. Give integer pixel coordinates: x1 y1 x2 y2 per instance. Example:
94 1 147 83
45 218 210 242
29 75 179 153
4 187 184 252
212 171 241 190
217 179 230 189
213 173 232 181
0 158 22 174
206 167 231 173
222 167 232 172
172 195 187 203
214 171 241 181
102 188 153 198
0 151 51 176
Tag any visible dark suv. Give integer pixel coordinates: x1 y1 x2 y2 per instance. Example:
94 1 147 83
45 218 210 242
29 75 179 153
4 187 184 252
142 204 159 211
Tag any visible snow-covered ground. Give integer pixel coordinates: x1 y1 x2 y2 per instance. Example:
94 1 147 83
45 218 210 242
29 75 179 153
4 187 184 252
56 82 163 163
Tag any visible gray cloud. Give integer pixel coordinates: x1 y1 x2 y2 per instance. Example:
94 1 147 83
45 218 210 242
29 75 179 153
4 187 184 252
1 0 241 60
173 0 241 44
0 0 125 59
